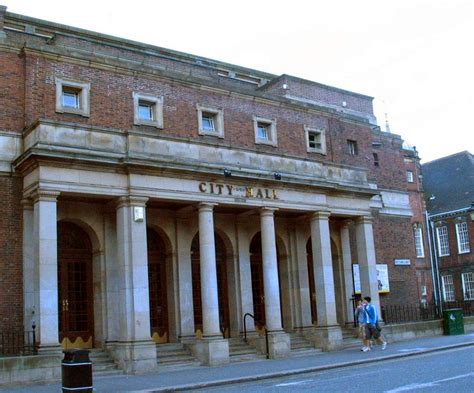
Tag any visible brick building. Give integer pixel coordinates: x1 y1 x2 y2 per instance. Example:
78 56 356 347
0 6 428 374
422 151 474 306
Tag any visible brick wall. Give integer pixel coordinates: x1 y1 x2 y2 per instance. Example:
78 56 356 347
0 52 25 132
0 176 23 331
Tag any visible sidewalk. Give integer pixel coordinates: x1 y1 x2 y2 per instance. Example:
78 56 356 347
2 334 474 393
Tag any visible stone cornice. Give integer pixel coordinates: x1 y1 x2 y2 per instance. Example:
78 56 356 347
31 189 60 203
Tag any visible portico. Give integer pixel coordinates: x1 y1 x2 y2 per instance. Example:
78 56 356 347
16 120 381 371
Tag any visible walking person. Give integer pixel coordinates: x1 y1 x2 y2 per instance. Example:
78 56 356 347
361 296 387 352
354 300 368 350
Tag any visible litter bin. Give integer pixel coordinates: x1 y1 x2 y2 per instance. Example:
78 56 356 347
442 308 465 335
62 349 93 393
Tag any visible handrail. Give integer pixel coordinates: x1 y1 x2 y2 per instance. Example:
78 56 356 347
243 313 269 359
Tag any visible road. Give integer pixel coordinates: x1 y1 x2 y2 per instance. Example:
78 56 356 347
192 346 474 392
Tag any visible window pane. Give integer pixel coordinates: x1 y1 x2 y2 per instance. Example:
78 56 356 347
139 102 154 120
62 90 79 108
462 273 474 300
257 123 268 140
414 226 424 257
442 275 455 301
456 222 470 253
202 114 215 131
308 132 321 149
407 171 414 182
437 226 450 256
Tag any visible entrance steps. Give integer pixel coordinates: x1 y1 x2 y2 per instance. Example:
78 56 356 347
89 349 123 377
289 332 323 357
156 342 202 371
341 326 362 349
228 337 266 363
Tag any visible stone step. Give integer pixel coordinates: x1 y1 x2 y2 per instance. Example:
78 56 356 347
158 354 197 364
290 348 323 357
89 350 122 376
156 361 202 372
156 348 194 357
230 353 267 363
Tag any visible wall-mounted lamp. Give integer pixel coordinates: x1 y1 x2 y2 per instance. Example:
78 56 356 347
273 172 282 180
429 194 436 201
223 168 232 177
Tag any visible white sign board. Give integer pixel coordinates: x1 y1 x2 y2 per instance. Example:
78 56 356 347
394 259 411 266
353 263 390 294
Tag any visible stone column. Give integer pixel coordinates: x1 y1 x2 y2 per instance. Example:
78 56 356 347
33 190 61 353
114 196 157 373
356 216 381 315
259 208 290 358
192 203 229 365
341 220 355 325
22 199 36 333
308 211 342 351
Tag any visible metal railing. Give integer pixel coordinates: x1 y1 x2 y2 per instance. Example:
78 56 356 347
381 304 441 325
243 313 269 359
0 324 37 357
443 300 473 317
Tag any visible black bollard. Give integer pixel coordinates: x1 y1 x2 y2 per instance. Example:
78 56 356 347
62 349 93 393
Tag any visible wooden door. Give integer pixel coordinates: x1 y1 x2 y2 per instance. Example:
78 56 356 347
147 228 169 343
58 222 94 348
250 253 266 328
306 239 318 324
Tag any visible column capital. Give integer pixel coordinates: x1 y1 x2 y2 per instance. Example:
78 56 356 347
260 207 278 217
32 189 60 203
21 198 34 209
116 195 149 209
310 210 331 221
356 215 373 225
198 202 218 212
340 219 353 229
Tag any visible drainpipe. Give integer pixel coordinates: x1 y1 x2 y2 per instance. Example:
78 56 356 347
425 211 443 314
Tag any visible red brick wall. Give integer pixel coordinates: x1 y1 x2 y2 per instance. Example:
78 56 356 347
0 175 23 331
0 51 25 132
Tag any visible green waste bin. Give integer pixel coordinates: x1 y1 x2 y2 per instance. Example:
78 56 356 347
442 308 464 335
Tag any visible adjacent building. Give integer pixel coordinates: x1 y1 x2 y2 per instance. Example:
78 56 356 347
422 151 474 306
0 6 427 374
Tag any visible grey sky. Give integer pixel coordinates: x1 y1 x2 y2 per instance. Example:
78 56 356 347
3 0 472 162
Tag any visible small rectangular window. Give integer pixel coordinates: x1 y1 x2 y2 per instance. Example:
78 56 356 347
253 116 277 146
305 126 326 154
55 78 90 117
407 171 414 183
436 226 450 257
373 152 379 167
456 221 470 254
347 140 358 155
133 92 164 128
442 275 455 301
197 105 224 138
413 225 424 258
462 272 474 300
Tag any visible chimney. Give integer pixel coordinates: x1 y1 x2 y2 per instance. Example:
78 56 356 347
0 5 7 39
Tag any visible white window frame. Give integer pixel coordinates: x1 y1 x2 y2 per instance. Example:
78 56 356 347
253 116 277 147
436 225 450 257
133 92 164 128
455 221 470 254
196 104 224 138
413 224 425 258
347 139 358 155
442 275 455 301
304 125 326 154
55 78 90 117
406 171 414 183
462 272 474 300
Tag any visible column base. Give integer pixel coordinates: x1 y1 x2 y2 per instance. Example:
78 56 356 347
110 340 157 374
38 343 63 356
257 330 290 359
191 336 229 366
307 325 343 351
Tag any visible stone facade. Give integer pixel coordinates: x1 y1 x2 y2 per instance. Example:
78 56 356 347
0 7 427 376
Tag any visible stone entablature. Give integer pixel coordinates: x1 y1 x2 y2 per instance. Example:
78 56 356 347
18 121 371 192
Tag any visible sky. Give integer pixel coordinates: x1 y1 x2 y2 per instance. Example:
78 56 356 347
3 0 473 163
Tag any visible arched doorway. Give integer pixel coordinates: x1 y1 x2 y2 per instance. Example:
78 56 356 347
58 221 94 348
249 233 284 329
147 227 169 343
306 239 317 324
191 233 230 337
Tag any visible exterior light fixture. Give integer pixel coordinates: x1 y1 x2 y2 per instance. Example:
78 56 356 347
274 172 282 180
223 168 232 177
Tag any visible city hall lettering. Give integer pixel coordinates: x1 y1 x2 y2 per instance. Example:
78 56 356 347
198 182 278 199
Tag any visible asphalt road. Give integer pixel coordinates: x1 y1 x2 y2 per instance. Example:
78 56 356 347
192 346 474 393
